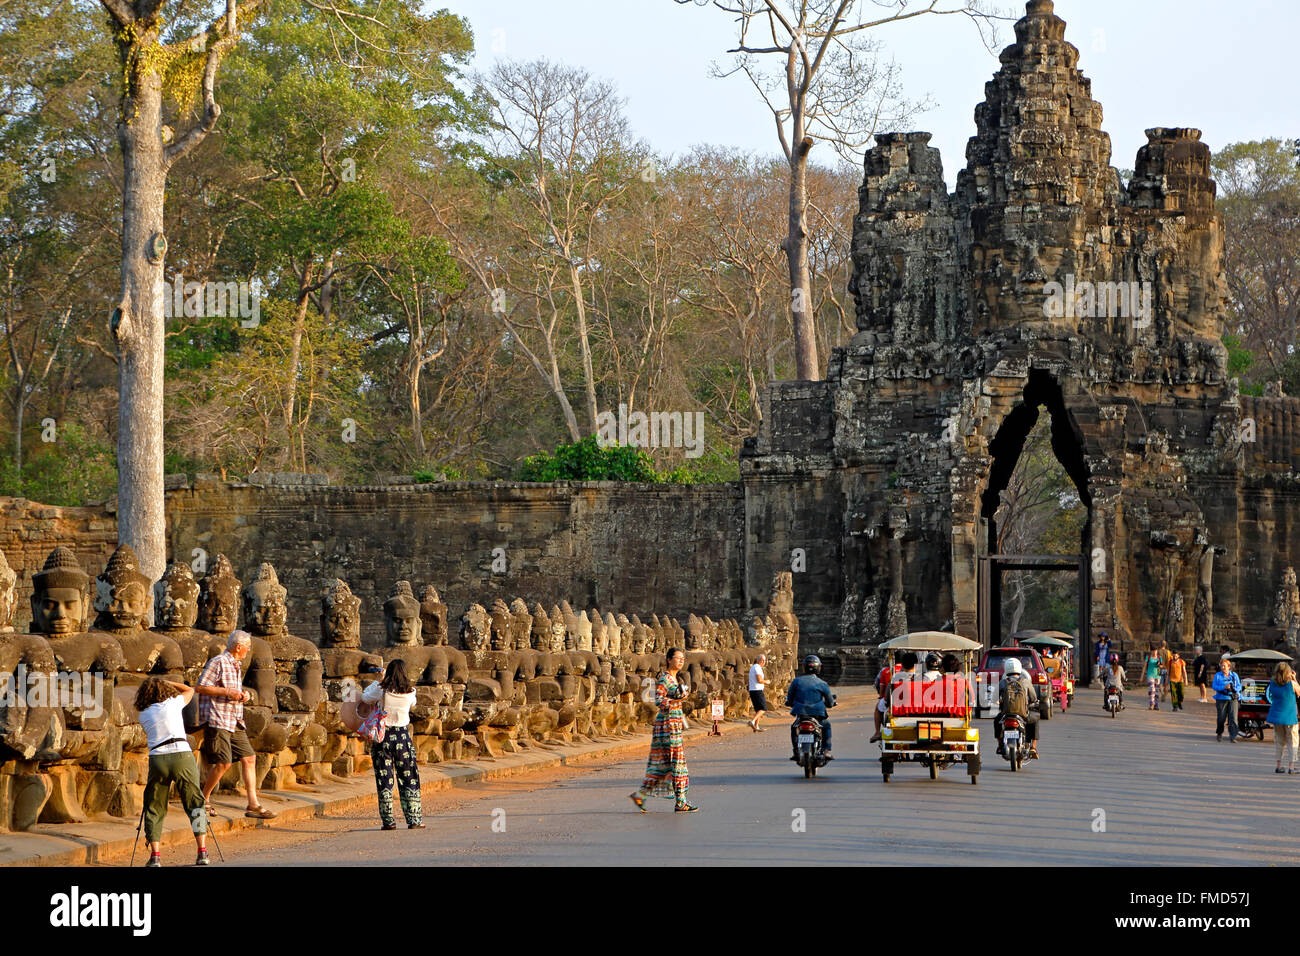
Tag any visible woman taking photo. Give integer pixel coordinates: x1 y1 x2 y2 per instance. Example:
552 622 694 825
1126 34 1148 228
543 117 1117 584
134 677 209 866
630 647 697 812
363 659 424 830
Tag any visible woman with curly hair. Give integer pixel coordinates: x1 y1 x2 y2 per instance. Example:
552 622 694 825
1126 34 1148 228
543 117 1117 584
134 677 209 866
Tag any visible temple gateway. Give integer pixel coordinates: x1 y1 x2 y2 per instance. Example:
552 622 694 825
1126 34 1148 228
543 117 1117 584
740 0 1300 679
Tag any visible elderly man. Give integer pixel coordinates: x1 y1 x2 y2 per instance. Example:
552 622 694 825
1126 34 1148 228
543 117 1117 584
197 630 276 819
747 652 768 731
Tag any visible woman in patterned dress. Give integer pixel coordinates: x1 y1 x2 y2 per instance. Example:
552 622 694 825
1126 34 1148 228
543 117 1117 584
630 647 698 812
363 659 424 830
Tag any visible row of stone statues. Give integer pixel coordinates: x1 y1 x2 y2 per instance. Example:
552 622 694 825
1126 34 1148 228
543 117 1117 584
0 544 799 831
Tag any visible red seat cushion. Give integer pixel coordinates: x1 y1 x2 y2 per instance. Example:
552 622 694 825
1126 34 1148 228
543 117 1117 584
891 676 969 716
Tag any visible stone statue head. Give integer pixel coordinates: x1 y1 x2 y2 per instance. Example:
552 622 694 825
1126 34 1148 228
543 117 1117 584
384 581 422 646
243 562 288 638
460 603 491 651
489 599 513 651
630 620 648 655
321 578 362 648
575 610 593 652
768 571 795 615
93 543 151 631
197 554 241 634
604 612 621 657
589 609 607 655
419 585 448 646
0 548 17 633
1286 568 1298 590
686 613 704 650
509 598 532 650
550 604 568 653
30 546 90 636
530 603 550 650
154 561 200 631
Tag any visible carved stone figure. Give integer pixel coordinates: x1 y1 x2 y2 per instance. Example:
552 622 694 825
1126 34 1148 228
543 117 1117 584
419 585 448 646
0 549 17 634
318 578 381 679
604 612 622 658
243 561 323 711
196 555 276 712
30 546 123 674
92 544 183 680
152 562 223 682
1274 567 1300 648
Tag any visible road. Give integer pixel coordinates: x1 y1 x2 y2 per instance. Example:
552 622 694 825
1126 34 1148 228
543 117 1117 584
211 688 1300 866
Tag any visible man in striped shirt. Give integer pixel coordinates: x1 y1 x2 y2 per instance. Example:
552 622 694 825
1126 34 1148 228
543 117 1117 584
197 630 276 819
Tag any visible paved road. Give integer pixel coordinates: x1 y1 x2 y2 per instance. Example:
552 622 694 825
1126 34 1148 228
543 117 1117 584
213 689 1300 866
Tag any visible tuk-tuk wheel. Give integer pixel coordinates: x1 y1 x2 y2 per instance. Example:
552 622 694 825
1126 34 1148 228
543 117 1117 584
928 759 937 780
970 773 978 785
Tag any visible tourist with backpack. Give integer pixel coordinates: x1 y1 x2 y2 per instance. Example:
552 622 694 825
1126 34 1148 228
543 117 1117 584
994 658 1040 759
362 659 423 830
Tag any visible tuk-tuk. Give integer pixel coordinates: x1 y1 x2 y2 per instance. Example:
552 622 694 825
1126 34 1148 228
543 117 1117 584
878 632 982 785
1020 633 1074 712
1228 648 1294 741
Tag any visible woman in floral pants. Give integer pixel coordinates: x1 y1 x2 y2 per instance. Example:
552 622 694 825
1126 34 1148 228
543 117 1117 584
363 660 423 830
1144 650 1161 710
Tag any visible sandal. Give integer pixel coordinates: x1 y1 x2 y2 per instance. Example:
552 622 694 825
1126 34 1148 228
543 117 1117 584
244 806 277 820
629 792 646 813
382 823 398 830
674 803 699 812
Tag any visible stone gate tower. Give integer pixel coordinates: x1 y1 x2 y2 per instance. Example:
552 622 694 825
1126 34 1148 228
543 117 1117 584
742 0 1300 677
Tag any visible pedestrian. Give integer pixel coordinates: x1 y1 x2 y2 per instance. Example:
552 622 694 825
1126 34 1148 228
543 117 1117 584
1157 640 1172 700
1265 662 1300 773
361 659 423 830
197 630 276 819
135 677 210 867
1095 632 1111 675
1168 651 1187 711
747 652 768 732
630 648 696 812
1212 656 1242 742
869 656 903 743
1145 648 1161 710
1193 645 1210 703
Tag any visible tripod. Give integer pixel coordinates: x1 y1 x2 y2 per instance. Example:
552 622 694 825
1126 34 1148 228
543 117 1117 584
129 788 225 865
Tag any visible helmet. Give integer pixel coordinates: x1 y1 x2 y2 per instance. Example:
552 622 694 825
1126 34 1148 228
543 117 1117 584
1110 653 1119 665
1004 658 1023 677
926 653 941 670
802 655 822 675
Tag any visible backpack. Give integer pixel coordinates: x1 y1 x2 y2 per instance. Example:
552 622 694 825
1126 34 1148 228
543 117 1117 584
356 701 387 743
1003 677 1029 717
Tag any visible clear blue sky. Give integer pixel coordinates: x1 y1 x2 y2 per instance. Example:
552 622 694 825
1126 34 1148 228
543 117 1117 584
443 0 1297 188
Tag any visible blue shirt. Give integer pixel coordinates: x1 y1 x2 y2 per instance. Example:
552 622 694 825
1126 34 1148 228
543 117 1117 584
785 674 835 718
1212 670 1242 702
1266 681 1298 726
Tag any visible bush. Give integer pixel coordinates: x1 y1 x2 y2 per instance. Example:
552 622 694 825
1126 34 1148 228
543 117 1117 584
516 436 660 482
0 422 118 505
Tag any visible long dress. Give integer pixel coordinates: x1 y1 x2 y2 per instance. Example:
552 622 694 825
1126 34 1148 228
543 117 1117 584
640 672 689 804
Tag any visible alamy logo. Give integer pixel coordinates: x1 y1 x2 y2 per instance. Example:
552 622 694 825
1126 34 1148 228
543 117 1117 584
0 665 104 716
1042 274 1152 327
161 273 260 327
49 886 151 936
595 404 706 458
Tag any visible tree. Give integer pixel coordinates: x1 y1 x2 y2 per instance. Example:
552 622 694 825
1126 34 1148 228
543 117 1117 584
678 0 996 380
1212 139 1300 392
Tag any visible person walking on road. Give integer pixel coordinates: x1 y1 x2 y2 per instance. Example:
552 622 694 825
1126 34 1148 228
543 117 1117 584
135 677 210 866
197 630 276 819
1193 646 1210 703
747 653 768 732
630 648 696 813
1265 662 1300 773
362 659 423 830
1145 649 1161 710
1168 652 1187 711
1213 656 1242 742
1157 640 1172 701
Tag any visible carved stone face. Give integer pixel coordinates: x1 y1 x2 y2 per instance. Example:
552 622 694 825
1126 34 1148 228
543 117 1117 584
490 624 508 652
33 586 86 636
321 584 361 649
631 628 647 654
99 579 147 630
198 559 241 634
387 604 421 646
245 582 287 637
0 553 17 632
550 621 566 654
155 566 200 630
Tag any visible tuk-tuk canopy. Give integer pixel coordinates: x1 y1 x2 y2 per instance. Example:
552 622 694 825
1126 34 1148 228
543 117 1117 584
1228 649 1294 662
1020 634 1073 648
880 631 982 652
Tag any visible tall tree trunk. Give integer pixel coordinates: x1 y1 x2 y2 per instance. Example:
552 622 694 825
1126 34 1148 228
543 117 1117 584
284 262 314 465
785 142 817 381
112 40 167 587
569 264 598 430
409 361 425 458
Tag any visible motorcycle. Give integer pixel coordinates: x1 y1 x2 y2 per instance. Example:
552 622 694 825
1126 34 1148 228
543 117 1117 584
1106 687 1122 718
999 715 1028 771
793 716 828 778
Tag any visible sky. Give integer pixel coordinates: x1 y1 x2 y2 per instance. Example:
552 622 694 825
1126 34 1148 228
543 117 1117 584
442 0 1298 189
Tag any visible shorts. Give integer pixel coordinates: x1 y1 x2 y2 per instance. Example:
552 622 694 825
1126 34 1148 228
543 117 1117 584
877 699 888 714
749 690 768 712
201 725 254 764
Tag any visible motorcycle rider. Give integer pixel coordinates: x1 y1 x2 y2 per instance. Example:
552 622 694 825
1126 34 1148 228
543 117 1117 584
994 657 1040 759
786 655 836 761
1103 652 1126 710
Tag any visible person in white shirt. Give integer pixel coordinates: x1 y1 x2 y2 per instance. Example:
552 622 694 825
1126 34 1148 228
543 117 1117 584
362 658 423 830
134 677 209 866
748 653 768 731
